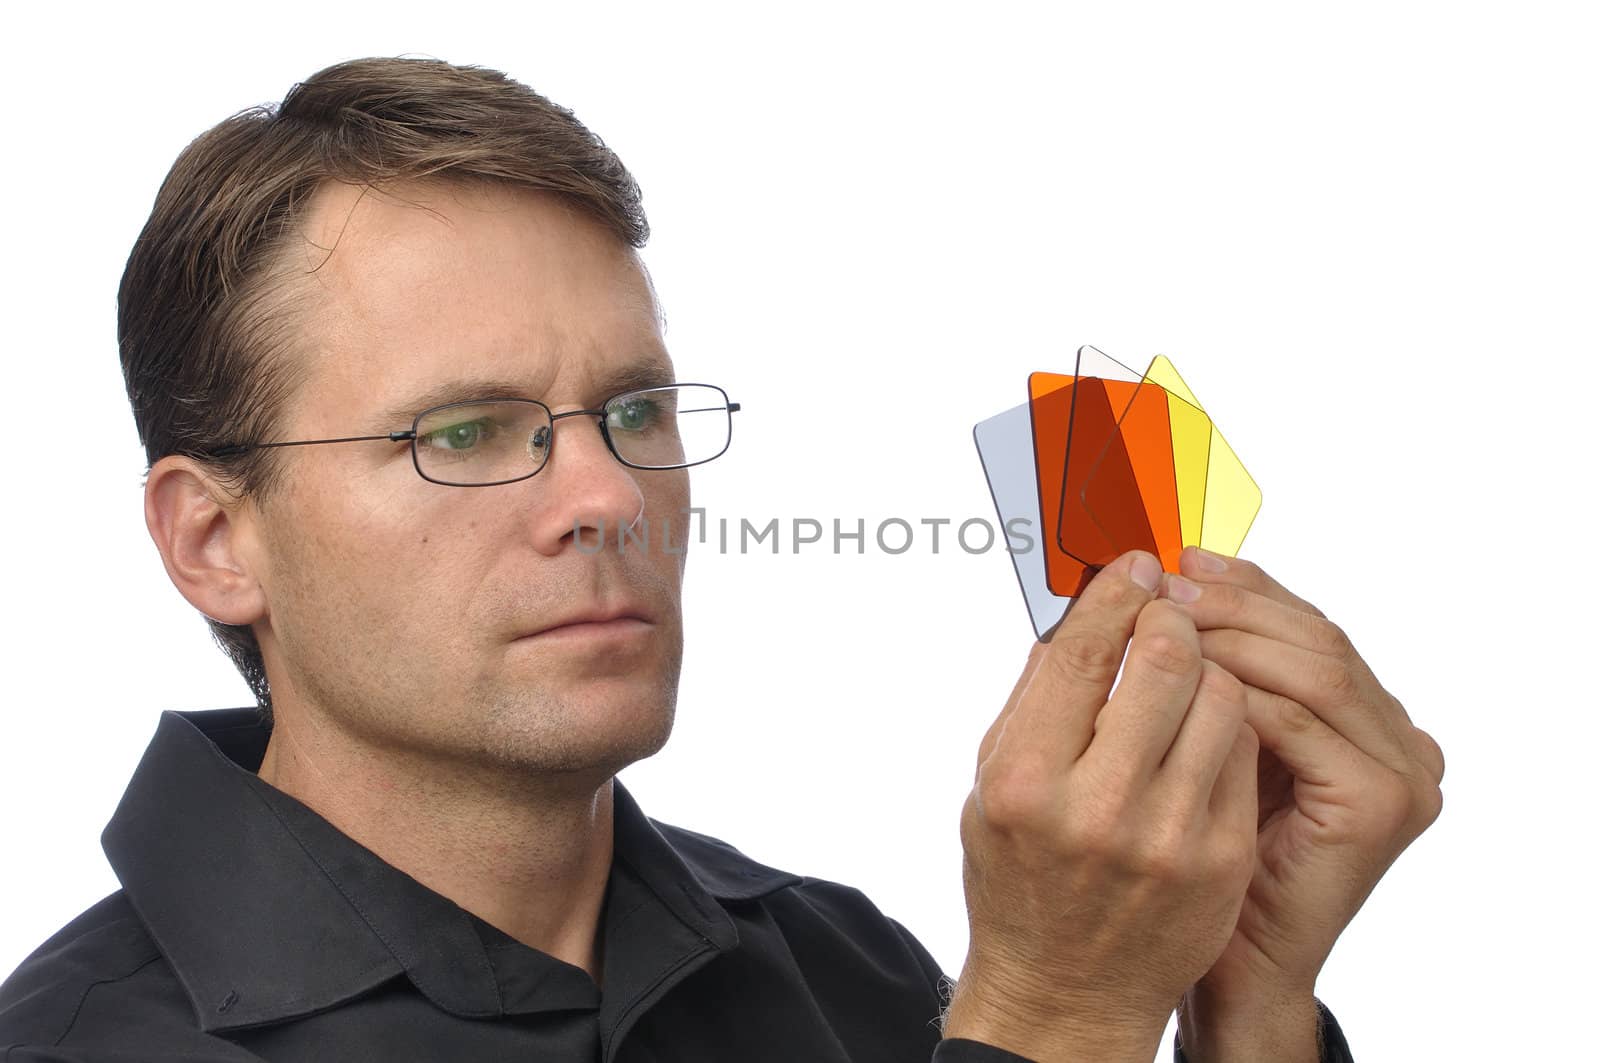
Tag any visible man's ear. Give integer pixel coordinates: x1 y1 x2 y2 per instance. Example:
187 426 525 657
144 456 268 627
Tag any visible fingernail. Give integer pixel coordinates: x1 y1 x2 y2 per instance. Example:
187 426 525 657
1194 548 1228 573
1130 553 1161 592
1166 575 1202 603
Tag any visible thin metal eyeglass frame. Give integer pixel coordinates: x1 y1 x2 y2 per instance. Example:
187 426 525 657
203 382 742 488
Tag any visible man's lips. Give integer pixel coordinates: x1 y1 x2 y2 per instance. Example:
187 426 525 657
515 606 654 640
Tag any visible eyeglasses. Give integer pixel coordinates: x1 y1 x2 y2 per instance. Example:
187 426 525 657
206 383 741 487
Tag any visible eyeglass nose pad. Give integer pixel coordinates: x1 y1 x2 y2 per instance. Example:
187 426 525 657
529 424 552 461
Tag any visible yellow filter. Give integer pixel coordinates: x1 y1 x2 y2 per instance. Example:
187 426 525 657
1142 355 1261 556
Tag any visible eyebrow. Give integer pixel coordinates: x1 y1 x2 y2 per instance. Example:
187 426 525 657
377 359 678 427
590 360 678 402
378 379 533 427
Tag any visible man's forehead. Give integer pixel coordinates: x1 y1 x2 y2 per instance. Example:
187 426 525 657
292 178 655 312
279 178 668 420
297 178 624 253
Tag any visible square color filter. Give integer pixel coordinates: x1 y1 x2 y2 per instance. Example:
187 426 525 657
973 400 1073 639
975 347 1263 637
1081 354 1261 558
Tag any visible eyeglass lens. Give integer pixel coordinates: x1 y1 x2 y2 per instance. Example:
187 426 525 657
412 385 731 486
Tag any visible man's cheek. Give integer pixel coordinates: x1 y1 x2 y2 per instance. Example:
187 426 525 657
644 476 690 549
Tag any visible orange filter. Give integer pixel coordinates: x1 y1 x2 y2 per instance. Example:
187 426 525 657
1030 364 1158 596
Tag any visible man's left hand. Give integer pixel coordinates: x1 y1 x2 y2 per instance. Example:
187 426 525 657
1161 547 1445 1061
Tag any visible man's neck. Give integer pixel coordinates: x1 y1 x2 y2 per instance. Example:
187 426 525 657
254 710 616 983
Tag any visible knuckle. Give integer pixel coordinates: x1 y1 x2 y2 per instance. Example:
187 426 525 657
958 792 982 847
1061 775 1136 855
1063 806 1121 861
1230 556 1265 585
1203 826 1255 882
1128 832 1182 881
1209 580 1249 616
1049 628 1125 682
1233 719 1261 759
1310 652 1361 703
1133 629 1201 680
1196 660 1247 712
1413 725 1446 784
1304 614 1351 658
1270 691 1320 737
973 760 1051 830
1423 783 1444 827
1137 849 1184 883
1131 819 1203 883
1364 774 1415 838
1393 757 1446 833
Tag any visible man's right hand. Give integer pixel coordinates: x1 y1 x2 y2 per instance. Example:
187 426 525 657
942 551 1260 1062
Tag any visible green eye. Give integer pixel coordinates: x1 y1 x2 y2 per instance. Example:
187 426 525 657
608 398 659 433
424 419 490 451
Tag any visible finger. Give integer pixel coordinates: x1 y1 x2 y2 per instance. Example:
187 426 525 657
1254 742 1297 830
1198 627 1413 775
1178 549 1447 795
1249 684 1445 866
1209 693 1260 841
1177 547 1323 617
1168 569 1441 779
1158 659 1249 804
1240 683 1369 790
1162 576 1344 656
1000 550 1163 768
1086 599 1203 780
976 640 1051 773
1413 726 1446 786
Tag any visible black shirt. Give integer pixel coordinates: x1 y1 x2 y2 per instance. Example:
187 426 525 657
0 709 1351 1062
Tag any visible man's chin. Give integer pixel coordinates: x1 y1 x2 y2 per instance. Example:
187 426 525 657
470 677 678 780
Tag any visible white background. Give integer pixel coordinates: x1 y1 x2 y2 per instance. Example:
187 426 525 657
2 2 1595 1059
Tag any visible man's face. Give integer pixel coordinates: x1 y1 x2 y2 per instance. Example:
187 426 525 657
243 180 688 786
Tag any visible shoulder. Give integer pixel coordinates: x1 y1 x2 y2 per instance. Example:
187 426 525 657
652 820 953 1055
651 818 806 898
770 874 950 986
0 892 159 1042
653 818 950 985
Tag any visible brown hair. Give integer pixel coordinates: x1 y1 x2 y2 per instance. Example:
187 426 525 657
118 57 649 722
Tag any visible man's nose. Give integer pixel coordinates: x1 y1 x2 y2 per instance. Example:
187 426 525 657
524 413 644 556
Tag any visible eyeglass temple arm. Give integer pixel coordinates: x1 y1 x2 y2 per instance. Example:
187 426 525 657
207 431 415 458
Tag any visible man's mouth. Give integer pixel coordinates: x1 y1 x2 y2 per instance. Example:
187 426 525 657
516 604 655 642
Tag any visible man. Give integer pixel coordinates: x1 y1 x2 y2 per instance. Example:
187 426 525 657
0 57 1441 1062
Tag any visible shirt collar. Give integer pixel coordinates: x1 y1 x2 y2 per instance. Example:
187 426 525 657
101 708 800 1035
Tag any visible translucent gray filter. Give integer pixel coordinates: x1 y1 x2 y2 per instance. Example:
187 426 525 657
973 400 1071 640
